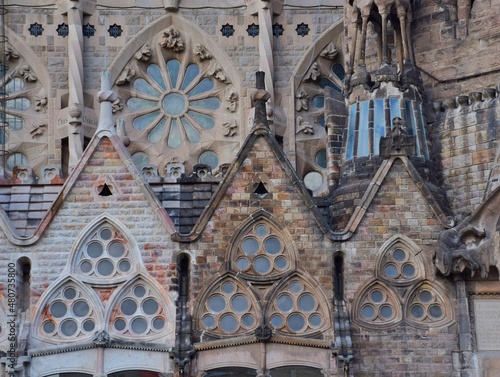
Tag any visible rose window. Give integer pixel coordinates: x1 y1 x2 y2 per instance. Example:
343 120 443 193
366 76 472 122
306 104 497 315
40 284 97 340
200 280 258 336
74 224 135 282
127 60 220 149
234 223 292 278
268 279 326 335
110 281 167 337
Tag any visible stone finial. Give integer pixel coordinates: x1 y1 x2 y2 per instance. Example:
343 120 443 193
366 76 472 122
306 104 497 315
93 330 111 347
255 325 272 342
97 70 117 133
379 117 416 157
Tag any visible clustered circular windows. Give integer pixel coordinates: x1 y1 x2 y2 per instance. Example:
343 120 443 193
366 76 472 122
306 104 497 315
112 283 166 336
360 287 396 323
201 280 257 335
128 60 220 149
269 280 324 334
78 226 133 279
235 223 290 277
408 288 445 323
41 286 96 339
382 248 418 283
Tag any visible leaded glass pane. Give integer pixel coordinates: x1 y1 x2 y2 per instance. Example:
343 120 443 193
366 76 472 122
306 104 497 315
393 249 406 261
50 302 67 318
187 78 214 97
131 317 148 334
357 100 370 157
63 288 77 300
370 290 383 303
253 255 271 274
6 153 28 171
148 118 167 144
402 263 416 277
222 282 235 294
167 59 181 88
275 256 287 269
153 317 165 330
288 313 305 331
332 63 345 80
276 294 293 312
168 119 182 148
346 104 357 160
163 93 186 116
133 111 161 131
119 259 131 272
419 290 432 302
264 237 281 254
97 259 114 276
87 241 103 258
255 225 269 237
242 237 259 255
43 321 56 334
373 98 385 155
199 150 218 169
6 114 24 131
121 299 138 315
384 264 398 278
134 285 146 298
142 298 159 315
83 319 95 332
429 305 443 318
361 304 375 319
298 294 316 312
312 95 324 108
72 300 90 317
114 319 126 331
187 111 215 129
147 64 167 90
190 97 220 110
181 117 201 143
5 98 30 110
220 314 238 332
309 313 322 327
60 319 78 336
134 78 161 97
181 64 200 90
208 295 226 312
4 78 24 93
127 98 158 111
411 304 424 318
109 242 125 258
241 314 255 328
270 314 283 327
316 149 327 168
380 305 393 319
203 314 216 328
231 295 249 313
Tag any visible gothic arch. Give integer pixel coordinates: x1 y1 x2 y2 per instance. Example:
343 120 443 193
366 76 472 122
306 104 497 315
32 277 104 344
375 234 426 286
227 210 299 280
194 273 262 338
264 271 333 337
68 214 142 285
105 273 175 341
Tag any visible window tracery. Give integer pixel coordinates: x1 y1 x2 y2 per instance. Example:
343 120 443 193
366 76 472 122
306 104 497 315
114 25 238 174
354 236 453 329
37 280 101 341
230 221 295 280
72 222 137 284
199 277 260 336
108 278 168 339
266 277 330 335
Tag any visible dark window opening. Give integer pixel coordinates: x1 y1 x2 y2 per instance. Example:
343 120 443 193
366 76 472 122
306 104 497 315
254 182 268 196
16 257 31 313
98 183 113 196
205 368 257 377
334 254 344 301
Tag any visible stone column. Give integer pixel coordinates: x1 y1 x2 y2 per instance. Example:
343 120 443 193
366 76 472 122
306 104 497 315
58 0 96 170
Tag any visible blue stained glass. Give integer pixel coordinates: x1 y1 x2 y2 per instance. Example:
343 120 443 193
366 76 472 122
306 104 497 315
181 117 201 143
6 114 25 131
316 149 327 168
187 78 214 98
128 98 158 111
134 79 161 97
188 111 215 129
404 100 416 136
288 313 305 331
416 102 429 159
190 97 220 110
312 95 324 108
220 313 238 332
346 104 357 160
357 101 369 157
168 119 182 148
6 153 28 171
147 64 167 91
319 77 341 92
163 93 186 116
6 98 30 110
373 99 385 155
389 98 401 122
148 118 166 144
199 150 219 169
318 114 325 128
332 63 345 80
181 64 200 91
133 111 161 130
132 152 150 167
277 294 293 312
167 59 180 88
5 78 24 93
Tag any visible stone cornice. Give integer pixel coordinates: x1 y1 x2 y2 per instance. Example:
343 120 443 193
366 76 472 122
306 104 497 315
194 335 335 351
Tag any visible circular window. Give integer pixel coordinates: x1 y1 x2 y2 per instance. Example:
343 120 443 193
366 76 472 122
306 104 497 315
362 305 375 319
131 317 148 334
220 313 238 333
380 305 393 319
276 294 294 312
134 285 146 298
100 228 113 240
289 281 303 293
121 299 138 316
143 298 159 315
270 314 284 328
50 302 68 318
402 264 416 277
43 321 56 334
199 150 219 170
384 264 398 278
83 319 95 332
236 257 249 270
304 171 323 192
264 237 281 254
118 259 131 272
202 314 216 329
87 242 103 258
298 294 316 312
109 242 125 257
288 313 306 331
370 290 383 303
80 260 93 274
60 319 78 336
72 300 90 317
231 295 249 313
309 313 322 327
63 287 77 300
97 259 114 276
114 318 126 331
208 295 226 312
429 305 443 319
411 304 424 319
153 317 165 330
242 237 259 255
241 314 255 328
315 149 327 169
419 290 432 302
222 282 236 294
255 225 269 237
253 255 271 274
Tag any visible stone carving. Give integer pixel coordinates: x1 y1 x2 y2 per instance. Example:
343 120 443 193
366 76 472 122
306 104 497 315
135 44 152 62
116 66 136 86
208 64 230 83
304 62 320 82
296 116 313 135
194 44 212 61
295 90 309 111
158 27 185 52
226 90 238 112
255 325 272 342
30 123 47 138
34 90 47 111
112 97 123 113
20 64 37 82
93 330 111 347
4 45 19 61
166 161 185 179
320 42 338 60
223 119 237 137
379 117 416 157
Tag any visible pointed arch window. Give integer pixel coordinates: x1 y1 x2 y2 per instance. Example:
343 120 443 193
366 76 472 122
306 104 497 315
199 277 259 336
231 221 295 279
72 222 137 283
267 277 330 335
37 281 100 341
108 278 169 339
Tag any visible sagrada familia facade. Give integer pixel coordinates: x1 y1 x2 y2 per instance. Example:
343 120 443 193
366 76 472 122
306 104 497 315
0 0 500 376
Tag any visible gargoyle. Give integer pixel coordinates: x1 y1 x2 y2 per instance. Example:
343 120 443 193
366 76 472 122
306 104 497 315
435 185 500 278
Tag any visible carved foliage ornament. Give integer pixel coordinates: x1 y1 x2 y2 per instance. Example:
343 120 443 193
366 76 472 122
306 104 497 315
159 27 185 52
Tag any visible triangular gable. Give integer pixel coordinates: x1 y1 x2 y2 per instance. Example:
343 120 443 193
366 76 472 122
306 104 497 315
336 156 454 239
171 126 331 242
0 130 176 245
